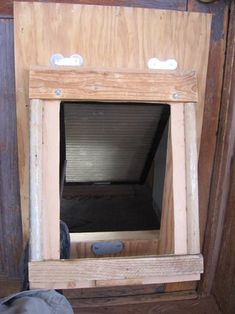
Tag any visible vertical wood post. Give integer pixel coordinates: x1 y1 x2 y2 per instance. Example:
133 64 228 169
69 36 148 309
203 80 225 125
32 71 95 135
185 103 200 254
29 99 43 261
170 104 187 254
42 100 60 260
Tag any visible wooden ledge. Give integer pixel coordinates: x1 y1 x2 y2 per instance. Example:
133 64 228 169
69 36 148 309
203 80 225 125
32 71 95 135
29 254 203 289
29 66 198 102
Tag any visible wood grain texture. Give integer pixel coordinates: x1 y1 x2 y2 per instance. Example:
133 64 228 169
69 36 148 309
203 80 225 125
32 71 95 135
29 67 198 102
41 100 60 260
158 125 174 255
63 283 165 298
211 9 235 309
184 103 200 254
70 231 159 258
29 99 43 261
71 295 220 314
170 105 187 254
31 275 200 290
200 1 235 299
68 290 197 308
0 19 22 280
188 0 229 253
14 2 211 242
1 0 187 17
29 254 203 288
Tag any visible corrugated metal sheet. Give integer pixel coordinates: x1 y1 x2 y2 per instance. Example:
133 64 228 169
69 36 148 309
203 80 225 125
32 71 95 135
64 103 167 183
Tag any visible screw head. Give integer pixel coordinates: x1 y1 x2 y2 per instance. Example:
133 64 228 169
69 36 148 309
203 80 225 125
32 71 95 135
55 89 62 96
172 93 181 100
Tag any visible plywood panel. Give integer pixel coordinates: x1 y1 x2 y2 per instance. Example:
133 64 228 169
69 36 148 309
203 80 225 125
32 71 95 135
70 231 159 258
14 2 211 243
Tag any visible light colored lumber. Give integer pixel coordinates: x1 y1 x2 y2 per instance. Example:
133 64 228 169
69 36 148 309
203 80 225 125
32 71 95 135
30 275 200 290
184 103 200 254
94 274 200 288
14 2 211 242
170 104 187 254
158 125 174 254
29 99 43 261
29 67 198 102
70 231 159 258
70 230 159 242
29 254 203 284
41 100 60 259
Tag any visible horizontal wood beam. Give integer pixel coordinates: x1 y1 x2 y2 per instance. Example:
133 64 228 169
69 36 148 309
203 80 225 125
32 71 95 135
70 230 160 242
29 254 203 287
30 274 200 290
29 67 198 102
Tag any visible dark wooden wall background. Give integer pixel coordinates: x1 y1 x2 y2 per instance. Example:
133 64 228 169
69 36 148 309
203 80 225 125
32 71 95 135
0 0 234 313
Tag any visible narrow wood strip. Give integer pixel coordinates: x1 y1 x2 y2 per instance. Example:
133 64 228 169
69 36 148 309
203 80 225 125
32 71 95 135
170 104 187 254
30 274 200 290
69 291 197 309
29 67 198 102
70 230 160 242
158 125 174 254
184 103 200 254
29 254 203 283
95 274 200 287
42 100 60 259
29 99 43 261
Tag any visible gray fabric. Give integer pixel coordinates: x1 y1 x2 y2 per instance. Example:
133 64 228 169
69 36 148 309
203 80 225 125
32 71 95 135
0 290 74 314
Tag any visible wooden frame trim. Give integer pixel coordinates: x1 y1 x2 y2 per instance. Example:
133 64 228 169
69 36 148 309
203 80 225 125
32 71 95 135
29 68 201 289
29 67 198 103
29 254 203 289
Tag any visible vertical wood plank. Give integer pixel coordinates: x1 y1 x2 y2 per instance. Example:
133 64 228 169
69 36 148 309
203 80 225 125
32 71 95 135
201 1 235 297
184 103 200 254
0 18 22 279
170 104 187 254
42 100 60 260
158 125 174 254
29 99 43 261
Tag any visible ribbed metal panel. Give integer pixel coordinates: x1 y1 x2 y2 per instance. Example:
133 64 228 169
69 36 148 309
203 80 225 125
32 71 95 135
64 103 166 183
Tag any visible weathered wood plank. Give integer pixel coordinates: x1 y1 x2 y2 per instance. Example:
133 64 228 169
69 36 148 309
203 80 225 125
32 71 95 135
71 295 220 314
188 0 229 252
31 275 200 290
29 254 203 286
201 0 235 298
29 67 198 102
69 290 197 308
0 18 22 278
29 99 43 261
184 103 200 254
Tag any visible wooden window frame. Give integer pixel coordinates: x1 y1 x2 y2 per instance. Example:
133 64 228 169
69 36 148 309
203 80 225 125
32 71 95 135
28 66 202 289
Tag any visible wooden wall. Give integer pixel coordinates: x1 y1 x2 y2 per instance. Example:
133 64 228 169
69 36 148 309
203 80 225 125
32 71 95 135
0 18 22 296
0 1 234 313
211 2 235 313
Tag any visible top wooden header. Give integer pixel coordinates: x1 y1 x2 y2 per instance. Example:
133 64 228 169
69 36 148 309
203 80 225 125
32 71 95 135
29 67 198 103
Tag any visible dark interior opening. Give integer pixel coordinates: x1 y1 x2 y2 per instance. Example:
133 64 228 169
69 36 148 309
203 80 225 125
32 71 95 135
60 102 169 233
